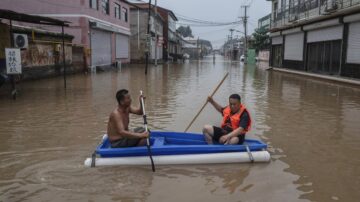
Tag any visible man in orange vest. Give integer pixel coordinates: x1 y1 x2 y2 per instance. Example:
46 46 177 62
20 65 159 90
202 94 251 145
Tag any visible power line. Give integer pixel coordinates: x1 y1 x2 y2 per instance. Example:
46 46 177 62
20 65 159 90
175 13 230 23
177 19 243 26
177 21 242 27
196 25 239 35
175 12 242 26
178 17 241 25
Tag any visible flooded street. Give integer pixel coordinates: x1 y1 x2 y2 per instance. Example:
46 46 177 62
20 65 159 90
1 55 360 202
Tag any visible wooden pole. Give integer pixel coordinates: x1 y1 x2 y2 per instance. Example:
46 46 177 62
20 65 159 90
184 72 229 132
140 90 155 172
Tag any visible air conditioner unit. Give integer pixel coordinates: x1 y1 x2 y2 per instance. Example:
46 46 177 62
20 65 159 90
13 33 29 49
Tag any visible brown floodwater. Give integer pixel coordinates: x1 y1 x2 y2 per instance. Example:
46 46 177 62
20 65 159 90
0 55 359 202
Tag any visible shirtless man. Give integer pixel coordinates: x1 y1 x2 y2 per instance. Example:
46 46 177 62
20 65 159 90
107 89 149 148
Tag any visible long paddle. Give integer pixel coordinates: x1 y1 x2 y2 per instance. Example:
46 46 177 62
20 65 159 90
184 72 229 132
140 90 155 172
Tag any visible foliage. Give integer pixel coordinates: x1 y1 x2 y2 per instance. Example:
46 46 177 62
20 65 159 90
177 26 193 38
252 27 270 51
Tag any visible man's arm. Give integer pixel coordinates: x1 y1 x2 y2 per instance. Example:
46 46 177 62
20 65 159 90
227 127 246 138
207 96 224 114
220 111 249 143
130 95 144 115
113 114 148 139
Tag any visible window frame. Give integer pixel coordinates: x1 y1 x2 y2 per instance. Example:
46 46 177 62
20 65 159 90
101 0 110 15
122 7 128 22
89 0 98 10
114 3 121 19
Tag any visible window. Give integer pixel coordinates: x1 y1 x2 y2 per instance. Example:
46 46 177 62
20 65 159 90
101 0 109 15
122 7 128 22
274 2 278 19
115 3 121 19
89 0 98 10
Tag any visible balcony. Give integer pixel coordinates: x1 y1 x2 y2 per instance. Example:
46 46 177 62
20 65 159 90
270 0 360 31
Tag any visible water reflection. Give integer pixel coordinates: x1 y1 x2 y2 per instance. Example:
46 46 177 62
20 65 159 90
265 71 360 201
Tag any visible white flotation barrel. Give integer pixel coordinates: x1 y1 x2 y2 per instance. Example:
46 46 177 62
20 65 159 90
84 151 271 167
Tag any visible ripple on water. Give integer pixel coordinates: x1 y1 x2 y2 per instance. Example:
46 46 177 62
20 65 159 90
1 59 360 201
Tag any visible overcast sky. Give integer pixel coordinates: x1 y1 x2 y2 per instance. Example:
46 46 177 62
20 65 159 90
156 0 272 48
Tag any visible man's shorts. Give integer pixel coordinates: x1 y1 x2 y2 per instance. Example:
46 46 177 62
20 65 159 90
212 126 245 144
110 127 145 148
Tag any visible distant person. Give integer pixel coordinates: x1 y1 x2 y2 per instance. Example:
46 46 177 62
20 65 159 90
202 94 251 145
107 89 149 148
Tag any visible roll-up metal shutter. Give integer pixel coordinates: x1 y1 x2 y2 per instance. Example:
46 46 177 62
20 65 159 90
347 22 360 64
151 39 156 60
150 39 162 60
307 25 343 43
91 29 112 66
272 36 283 45
284 32 304 61
116 34 129 59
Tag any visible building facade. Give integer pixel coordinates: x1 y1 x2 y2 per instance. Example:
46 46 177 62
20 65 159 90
268 0 360 79
157 7 181 61
0 0 132 69
258 14 272 31
129 3 163 63
0 22 79 81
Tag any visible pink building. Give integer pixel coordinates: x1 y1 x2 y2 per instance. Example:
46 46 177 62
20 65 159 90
0 0 132 68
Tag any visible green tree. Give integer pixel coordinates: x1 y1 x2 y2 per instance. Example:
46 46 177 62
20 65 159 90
198 39 212 49
198 39 212 56
177 26 193 38
252 27 270 51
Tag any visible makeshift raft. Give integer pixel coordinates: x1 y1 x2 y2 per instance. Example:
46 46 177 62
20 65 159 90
84 131 271 167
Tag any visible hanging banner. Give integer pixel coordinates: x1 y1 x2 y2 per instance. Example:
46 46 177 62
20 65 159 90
5 48 22 74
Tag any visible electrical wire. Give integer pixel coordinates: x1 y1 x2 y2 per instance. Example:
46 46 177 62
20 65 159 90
196 25 239 35
177 22 242 27
174 11 243 27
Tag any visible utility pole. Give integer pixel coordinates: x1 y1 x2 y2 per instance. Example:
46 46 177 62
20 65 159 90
229 28 234 61
145 0 152 75
226 35 230 58
197 37 199 59
241 5 249 64
154 0 158 66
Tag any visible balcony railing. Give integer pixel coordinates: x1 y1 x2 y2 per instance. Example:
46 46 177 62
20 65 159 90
271 0 360 30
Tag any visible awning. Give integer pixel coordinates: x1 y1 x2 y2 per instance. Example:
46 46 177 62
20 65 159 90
89 20 131 35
